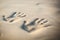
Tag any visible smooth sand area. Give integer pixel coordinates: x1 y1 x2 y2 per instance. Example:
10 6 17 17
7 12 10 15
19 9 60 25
0 0 60 40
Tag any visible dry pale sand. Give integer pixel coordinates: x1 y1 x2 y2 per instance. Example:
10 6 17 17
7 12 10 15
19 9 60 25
0 0 60 40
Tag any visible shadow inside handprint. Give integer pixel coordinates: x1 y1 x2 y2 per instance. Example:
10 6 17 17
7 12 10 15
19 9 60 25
2 12 26 23
21 18 51 33
21 18 39 32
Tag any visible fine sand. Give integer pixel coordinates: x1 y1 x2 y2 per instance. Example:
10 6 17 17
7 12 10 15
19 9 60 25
0 0 60 40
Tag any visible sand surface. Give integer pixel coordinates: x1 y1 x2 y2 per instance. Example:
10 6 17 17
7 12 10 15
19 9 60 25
0 0 60 40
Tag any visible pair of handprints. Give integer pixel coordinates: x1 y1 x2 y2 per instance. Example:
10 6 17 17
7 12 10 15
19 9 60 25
2 12 51 33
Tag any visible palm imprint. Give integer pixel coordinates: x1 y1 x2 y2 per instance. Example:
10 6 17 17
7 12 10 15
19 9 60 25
21 18 51 32
2 12 26 23
2 12 51 33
